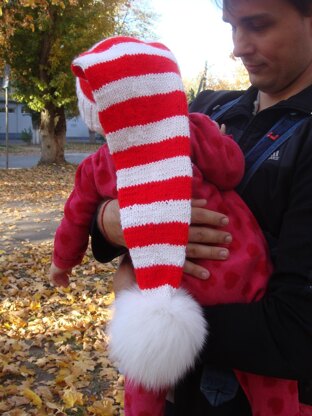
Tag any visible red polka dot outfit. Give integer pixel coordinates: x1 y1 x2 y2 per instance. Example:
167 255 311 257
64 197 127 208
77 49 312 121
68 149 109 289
52 37 306 416
53 113 303 416
119 113 303 416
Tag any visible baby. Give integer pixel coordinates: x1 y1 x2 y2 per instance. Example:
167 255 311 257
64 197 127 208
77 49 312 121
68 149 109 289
50 36 300 416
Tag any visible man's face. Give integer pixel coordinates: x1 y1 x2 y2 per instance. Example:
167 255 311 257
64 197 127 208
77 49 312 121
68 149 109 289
223 0 312 94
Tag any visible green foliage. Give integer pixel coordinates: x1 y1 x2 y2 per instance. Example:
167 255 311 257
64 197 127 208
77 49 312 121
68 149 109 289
0 0 147 113
20 127 33 144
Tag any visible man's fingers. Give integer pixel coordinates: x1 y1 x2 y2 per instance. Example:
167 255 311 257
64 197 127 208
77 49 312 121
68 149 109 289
191 198 208 208
186 243 229 260
188 226 232 245
191 206 229 227
185 202 231 279
183 260 210 280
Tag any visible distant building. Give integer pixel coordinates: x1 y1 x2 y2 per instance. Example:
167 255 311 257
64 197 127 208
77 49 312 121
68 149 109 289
66 114 90 141
0 93 90 143
0 98 32 141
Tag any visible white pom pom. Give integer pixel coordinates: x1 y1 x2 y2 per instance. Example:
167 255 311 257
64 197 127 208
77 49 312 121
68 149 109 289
108 285 207 391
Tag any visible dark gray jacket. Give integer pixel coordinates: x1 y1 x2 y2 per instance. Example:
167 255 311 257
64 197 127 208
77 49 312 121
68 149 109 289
175 85 312 414
91 85 312 414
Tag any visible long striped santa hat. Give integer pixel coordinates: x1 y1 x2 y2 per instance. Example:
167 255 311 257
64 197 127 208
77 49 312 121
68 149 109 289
71 36 207 391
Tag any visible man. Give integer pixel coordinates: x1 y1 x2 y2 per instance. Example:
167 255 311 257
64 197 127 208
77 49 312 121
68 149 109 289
91 0 312 414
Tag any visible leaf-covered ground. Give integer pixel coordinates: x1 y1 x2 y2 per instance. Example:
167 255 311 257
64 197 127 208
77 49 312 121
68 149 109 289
0 164 124 415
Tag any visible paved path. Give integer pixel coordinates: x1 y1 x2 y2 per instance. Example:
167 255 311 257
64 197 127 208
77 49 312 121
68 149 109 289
0 152 91 251
0 199 67 252
0 152 91 169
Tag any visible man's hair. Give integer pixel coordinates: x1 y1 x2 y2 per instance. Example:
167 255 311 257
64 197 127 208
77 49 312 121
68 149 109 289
288 0 312 15
218 0 312 16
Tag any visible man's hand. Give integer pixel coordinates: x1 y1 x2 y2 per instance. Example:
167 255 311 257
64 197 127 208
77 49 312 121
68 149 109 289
99 198 232 280
49 262 72 288
185 199 232 280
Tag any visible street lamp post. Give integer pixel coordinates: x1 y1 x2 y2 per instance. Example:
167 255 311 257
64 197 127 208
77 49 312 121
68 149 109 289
2 64 10 169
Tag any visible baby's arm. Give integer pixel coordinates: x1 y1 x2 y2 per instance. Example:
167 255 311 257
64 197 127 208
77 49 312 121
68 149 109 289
51 147 116 286
189 112 245 190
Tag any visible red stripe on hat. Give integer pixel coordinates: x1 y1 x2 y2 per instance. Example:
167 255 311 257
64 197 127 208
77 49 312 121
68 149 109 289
148 41 171 52
79 78 95 102
99 91 188 134
112 136 190 170
135 265 182 290
85 55 180 90
118 176 192 208
71 63 85 79
126 222 188 250
71 37 145 76
124 223 189 248
89 36 143 54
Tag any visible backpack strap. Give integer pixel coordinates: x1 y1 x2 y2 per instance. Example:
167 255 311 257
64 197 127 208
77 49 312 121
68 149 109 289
210 96 242 121
207 95 309 195
237 115 309 194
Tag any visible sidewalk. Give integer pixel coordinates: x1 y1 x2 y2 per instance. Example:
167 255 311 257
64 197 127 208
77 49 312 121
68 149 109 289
0 200 65 252
0 151 91 169
0 162 79 252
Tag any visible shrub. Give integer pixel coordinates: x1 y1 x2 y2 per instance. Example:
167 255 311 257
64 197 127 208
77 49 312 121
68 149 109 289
20 128 32 144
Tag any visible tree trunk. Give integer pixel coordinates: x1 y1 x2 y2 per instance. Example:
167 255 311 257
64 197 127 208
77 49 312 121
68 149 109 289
39 103 66 164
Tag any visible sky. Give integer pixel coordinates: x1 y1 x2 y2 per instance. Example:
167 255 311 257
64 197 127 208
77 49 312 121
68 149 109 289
148 0 236 81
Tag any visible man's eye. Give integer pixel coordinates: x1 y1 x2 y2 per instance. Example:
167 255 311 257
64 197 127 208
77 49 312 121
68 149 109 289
252 25 268 31
248 22 271 32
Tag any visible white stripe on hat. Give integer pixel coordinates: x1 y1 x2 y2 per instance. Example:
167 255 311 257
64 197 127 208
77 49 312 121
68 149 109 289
130 244 186 269
94 72 184 111
120 200 191 228
107 116 190 154
76 80 104 135
73 42 177 70
116 156 192 189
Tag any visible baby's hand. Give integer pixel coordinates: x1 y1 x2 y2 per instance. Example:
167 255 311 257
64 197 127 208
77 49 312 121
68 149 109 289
49 262 72 288
219 123 226 134
212 121 226 134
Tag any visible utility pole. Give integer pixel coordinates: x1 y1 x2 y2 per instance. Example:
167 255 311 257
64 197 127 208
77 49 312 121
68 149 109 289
2 64 11 169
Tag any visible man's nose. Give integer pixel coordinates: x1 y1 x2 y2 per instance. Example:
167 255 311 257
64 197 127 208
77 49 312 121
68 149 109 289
232 29 255 58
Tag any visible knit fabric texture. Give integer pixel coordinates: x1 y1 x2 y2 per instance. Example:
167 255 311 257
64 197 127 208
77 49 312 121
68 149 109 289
71 36 207 392
72 36 192 292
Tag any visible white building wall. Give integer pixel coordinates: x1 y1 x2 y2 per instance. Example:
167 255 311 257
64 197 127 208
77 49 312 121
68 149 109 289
0 101 32 138
0 100 90 140
66 116 89 139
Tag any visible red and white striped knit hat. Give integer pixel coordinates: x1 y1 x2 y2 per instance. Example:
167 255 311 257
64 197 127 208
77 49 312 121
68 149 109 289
71 36 207 390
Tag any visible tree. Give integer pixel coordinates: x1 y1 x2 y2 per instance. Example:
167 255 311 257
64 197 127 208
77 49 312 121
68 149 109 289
184 57 250 103
114 0 158 39
0 0 136 164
